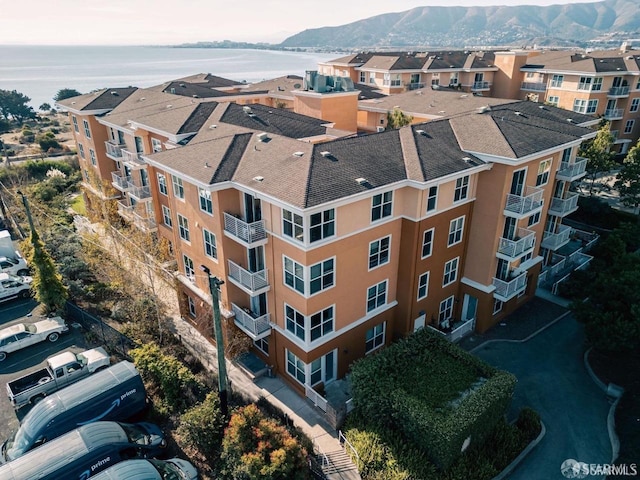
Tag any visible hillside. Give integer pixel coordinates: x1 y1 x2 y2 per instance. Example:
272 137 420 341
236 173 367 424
279 0 640 48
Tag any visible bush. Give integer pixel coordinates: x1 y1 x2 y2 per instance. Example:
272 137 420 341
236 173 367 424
178 392 226 457
516 407 541 441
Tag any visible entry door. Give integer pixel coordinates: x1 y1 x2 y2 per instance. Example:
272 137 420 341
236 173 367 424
134 136 144 153
510 169 526 196
612 77 623 88
502 217 517 240
247 246 265 273
606 99 617 111
250 293 267 317
462 294 478 322
244 193 262 223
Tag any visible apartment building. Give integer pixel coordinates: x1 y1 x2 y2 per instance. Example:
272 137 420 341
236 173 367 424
58 79 595 398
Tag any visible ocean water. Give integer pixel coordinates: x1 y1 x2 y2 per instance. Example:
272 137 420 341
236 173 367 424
0 45 336 108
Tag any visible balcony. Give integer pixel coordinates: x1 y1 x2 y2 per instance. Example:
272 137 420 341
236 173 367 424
117 199 134 217
132 211 157 231
541 224 571 250
227 260 270 295
604 108 624 120
556 157 587 181
497 228 536 261
504 186 543 219
521 82 546 92
608 86 630 98
471 81 491 91
231 303 271 341
492 271 527 302
408 82 425 90
427 318 475 343
104 141 124 160
128 183 152 200
223 212 267 248
121 149 145 168
548 192 579 217
111 172 133 191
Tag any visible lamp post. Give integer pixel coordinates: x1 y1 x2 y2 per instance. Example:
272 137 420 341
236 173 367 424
200 265 228 416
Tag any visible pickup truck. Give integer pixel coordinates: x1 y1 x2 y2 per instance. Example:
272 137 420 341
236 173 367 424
6 347 110 409
0 317 68 362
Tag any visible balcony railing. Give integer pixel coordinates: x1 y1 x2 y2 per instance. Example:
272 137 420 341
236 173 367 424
604 108 624 120
116 199 133 217
497 228 536 260
504 186 543 218
128 183 151 200
223 212 267 247
227 260 269 295
104 141 124 159
231 303 271 341
521 82 546 91
427 318 475 343
121 149 145 167
541 224 571 250
111 172 133 191
548 192 579 217
408 82 425 90
556 157 587 181
608 86 630 97
132 211 157 230
471 81 490 91
492 271 527 301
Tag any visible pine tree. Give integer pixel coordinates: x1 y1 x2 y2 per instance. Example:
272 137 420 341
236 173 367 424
615 140 640 215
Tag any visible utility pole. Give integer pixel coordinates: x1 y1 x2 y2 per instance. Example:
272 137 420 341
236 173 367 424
16 190 36 238
200 265 228 416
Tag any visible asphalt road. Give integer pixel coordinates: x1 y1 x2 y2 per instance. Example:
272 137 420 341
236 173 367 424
474 314 611 480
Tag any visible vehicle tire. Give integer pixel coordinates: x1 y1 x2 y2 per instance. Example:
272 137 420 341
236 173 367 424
17 269 29 276
47 332 59 342
19 290 31 299
31 394 45 405
0 352 6 361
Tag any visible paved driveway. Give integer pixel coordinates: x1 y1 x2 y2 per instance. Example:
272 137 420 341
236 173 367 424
474 314 611 480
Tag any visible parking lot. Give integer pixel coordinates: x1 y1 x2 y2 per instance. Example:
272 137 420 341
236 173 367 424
0 298 92 441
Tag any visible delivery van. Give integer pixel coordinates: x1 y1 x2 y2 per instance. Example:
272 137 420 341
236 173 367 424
89 458 198 480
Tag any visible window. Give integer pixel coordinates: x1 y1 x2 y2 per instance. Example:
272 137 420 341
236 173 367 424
359 71 366 83
310 306 334 342
422 228 434 258
573 99 598 114
72 116 79 133
286 350 306 384
431 73 440 86
78 143 85 159
443 257 459 286
310 209 335 242
203 229 217 259
417 272 429 300
454 176 469 202
592 77 603 91
527 211 541 227
369 236 390 269
177 214 190 242
254 337 269 355
172 175 184 199
586 99 598 114
283 209 303 242
439 296 455 323
630 98 640 113
493 299 503 315
83 169 90 182
410 73 420 85
365 323 385 353
162 205 172 228
187 296 196 317
310 259 334 294
577 76 592 91
199 188 213 215
562 147 572 163
310 358 322 385
371 191 393 222
536 159 552 186
547 95 559 106
285 304 305 341
448 216 465 246
550 75 563 88
157 174 168 195
151 138 162 153
449 73 459 87
283 257 305 294
89 149 96 166
83 119 91 138
183 254 195 281
427 186 438 212
366 280 387 313
624 120 635 134
369 72 375 84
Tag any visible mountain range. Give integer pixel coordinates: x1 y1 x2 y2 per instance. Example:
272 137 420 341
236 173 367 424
279 0 640 49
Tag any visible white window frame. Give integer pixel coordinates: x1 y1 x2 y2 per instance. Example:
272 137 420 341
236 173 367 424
309 258 335 295
285 304 306 341
630 98 640 113
286 349 306 385
536 159 552 186
439 295 455 323
447 216 465 247
586 99 598 114
283 256 305 295
547 95 559 106
162 205 172 228
283 209 304 243
177 213 190 242
493 299 503 315
527 211 541 227
198 188 213 215
83 119 91 138
624 119 635 134
427 186 438 212
157 173 168 196
368 236 391 270
72 116 79 133
309 306 334 343
172 175 184 200
183 254 195 281
309 208 335 243
443 257 459 287
369 72 375 84
550 74 563 88
187 296 196 317
254 337 269 356
422 228 434 259
78 143 85 159
371 191 393 222
417 272 429 301
366 280 387 313
151 138 163 153
203 229 217 260
89 148 96 166
454 176 469 202
359 71 366 84
365 322 385 354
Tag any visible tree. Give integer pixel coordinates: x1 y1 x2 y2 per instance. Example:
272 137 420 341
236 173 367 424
177 392 227 456
39 103 52 112
386 108 413 130
53 88 82 102
615 141 640 214
36 131 61 152
221 404 309 480
579 122 616 195
0 89 36 124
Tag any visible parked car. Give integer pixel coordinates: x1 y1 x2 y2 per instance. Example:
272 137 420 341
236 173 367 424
90 459 198 480
0 256 29 277
0 317 67 361
6 347 111 409
0 273 31 304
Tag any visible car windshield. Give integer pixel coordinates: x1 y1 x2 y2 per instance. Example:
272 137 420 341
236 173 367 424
3 427 33 462
120 423 149 445
149 459 186 480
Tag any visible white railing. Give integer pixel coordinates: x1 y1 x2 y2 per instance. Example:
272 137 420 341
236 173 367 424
608 86 630 96
604 108 624 119
408 82 425 90
570 228 599 251
128 183 151 200
541 224 571 250
339 430 361 465
132 211 157 230
111 172 132 190
521 82 546 91
231 303 271 339
223 212 267 245
549 192 579 216
117 200 133 216
557 158 587 180
493 271 527 300
227 260 269 293
121 149 144 166
504 186 543 216
305 385 328 412
472 81 490 90
345 398 354 413
427 321 474 343
497 228 535 259
104 141 124 159
537 269 548 286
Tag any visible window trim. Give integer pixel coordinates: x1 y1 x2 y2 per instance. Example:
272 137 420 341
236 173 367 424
157 173 168 196
417 271 430 301
365 322 386 354
366 280 388 313
371 191 393 223
427 185 438 212
443 257 459 287
183 254 195 282
286 349 306 385
309 208 335 243
447 216 465 247
421 228 435 259
454 175 469 202
203 228 217 260
171 175 185 200
439 295 455 323
177 213 190 242
630 98 640 113
368 235 391 271
83 119 91 138
536 159 552 186
282 209 304 243
624 119 635 134
283 256 305 295
198 187 213 215
493 299 503 315
161 205 172 228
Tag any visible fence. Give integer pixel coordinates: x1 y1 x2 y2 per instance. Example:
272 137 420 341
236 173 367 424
65 301 135 358
339 430 360 469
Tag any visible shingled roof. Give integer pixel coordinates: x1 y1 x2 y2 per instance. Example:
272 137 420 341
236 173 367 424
56 87 137 111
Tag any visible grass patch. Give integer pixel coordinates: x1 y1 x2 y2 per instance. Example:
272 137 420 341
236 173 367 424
70 194 86 215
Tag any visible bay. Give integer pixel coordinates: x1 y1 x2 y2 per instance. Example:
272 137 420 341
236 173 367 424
0 46 336 108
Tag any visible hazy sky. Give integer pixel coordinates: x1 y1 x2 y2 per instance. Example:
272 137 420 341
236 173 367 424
0 0 601 45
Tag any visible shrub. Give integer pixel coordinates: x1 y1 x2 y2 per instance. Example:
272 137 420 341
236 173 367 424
516 407 541 441
178 392 226 457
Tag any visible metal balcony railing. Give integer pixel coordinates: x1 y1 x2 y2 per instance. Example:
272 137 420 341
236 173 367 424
227 260 269 294
608 86 630 97
223 212 267 246
604 108 624 120
104 141 124 159
521 82 546 91
121 149 145 167
408 82 425 90
548 192 579 217
541 225 572 250
556 158 587 181
492 271 527 301
231 304 271 340
504 186 543 217
471 81 490 90
497 228 536 259
117 199 133 216
111 172 133 191
128 183 151 200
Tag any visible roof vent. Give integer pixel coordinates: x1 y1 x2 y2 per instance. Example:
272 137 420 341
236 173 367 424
462 156 471 162
567 118 574 123
477 105 491 114
460 94 468 98
243 106 253 114
71 101 76 105
166 104 173 109
253 176 264 182
320 151 332 157
356 177 367 185
415 129 426 135
110 91 119 96
257 132 269 142
514 111 523 116
538 105 546 109
192 95 199 98
293 151 304 157
180 83 186 87
204 162 210 168
140 97 146 101
209 124 217 129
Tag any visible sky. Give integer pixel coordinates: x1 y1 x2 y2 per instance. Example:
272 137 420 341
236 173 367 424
0 0 602 46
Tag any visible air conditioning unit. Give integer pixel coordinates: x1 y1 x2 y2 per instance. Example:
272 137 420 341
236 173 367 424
376 126 385 133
